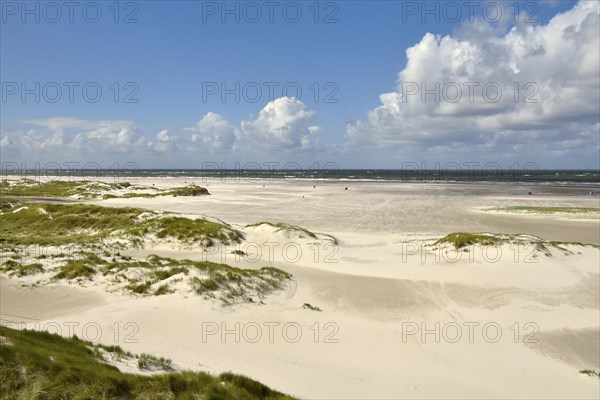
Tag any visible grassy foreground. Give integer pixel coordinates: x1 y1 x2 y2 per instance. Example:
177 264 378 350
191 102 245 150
0 326 293 400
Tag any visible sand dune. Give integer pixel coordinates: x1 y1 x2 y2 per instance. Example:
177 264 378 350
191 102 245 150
1 178 599 398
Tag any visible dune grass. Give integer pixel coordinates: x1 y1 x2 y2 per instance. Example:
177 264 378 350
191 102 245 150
153 266 188 281
435 232 503 249
137 353 174 371
1 260 44 277
93 343 134 362
0 197 20 210
184 259 292 303
302 303 322 312
113 184 209 199
488 206 600 215
153 284 173 296
579 369 600 378
0 201 243 248
150 216 243 246
0 202 145 247
1 179 92 197
54 259 97 280
1 201 287 303
29 253 292 303
1 179 210 199
435 232 599 255
161 185 209 197
125 280 154 294
0 326 294 399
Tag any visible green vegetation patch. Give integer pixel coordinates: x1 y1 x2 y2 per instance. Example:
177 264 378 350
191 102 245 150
1 179 91 197
153 284 173 296
54 259 96 280
1 260 44 277
488 206 600 215
154 266 188 281
1 179 210 199
0 197 21 211
186 260 292 304
0 326 294 400
93 343 134 362
0 201 242 248
0 202 145 247
149 216 243 246
161 185 210 197
435 232 503 249
302 303 322 312
112 184 209 199
14 252 292 303
125 280 153 294
434 232 599 256
1 201 288 304
579 369 600 378
118 192 155 199
137 353 174 371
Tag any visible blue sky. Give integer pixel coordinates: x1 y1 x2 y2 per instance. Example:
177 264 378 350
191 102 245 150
1 0 598 169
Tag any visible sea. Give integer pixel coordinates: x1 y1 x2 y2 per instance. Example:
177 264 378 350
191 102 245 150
6 168 600 187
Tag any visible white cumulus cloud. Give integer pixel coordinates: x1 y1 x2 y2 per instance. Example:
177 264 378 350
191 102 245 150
345 0 600 161
184 112 237 152
240 97 320 150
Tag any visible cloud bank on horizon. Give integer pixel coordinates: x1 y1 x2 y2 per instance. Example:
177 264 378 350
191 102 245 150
1 1 599 168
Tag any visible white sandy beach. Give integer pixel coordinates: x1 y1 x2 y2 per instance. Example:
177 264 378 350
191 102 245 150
1 178 599 399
